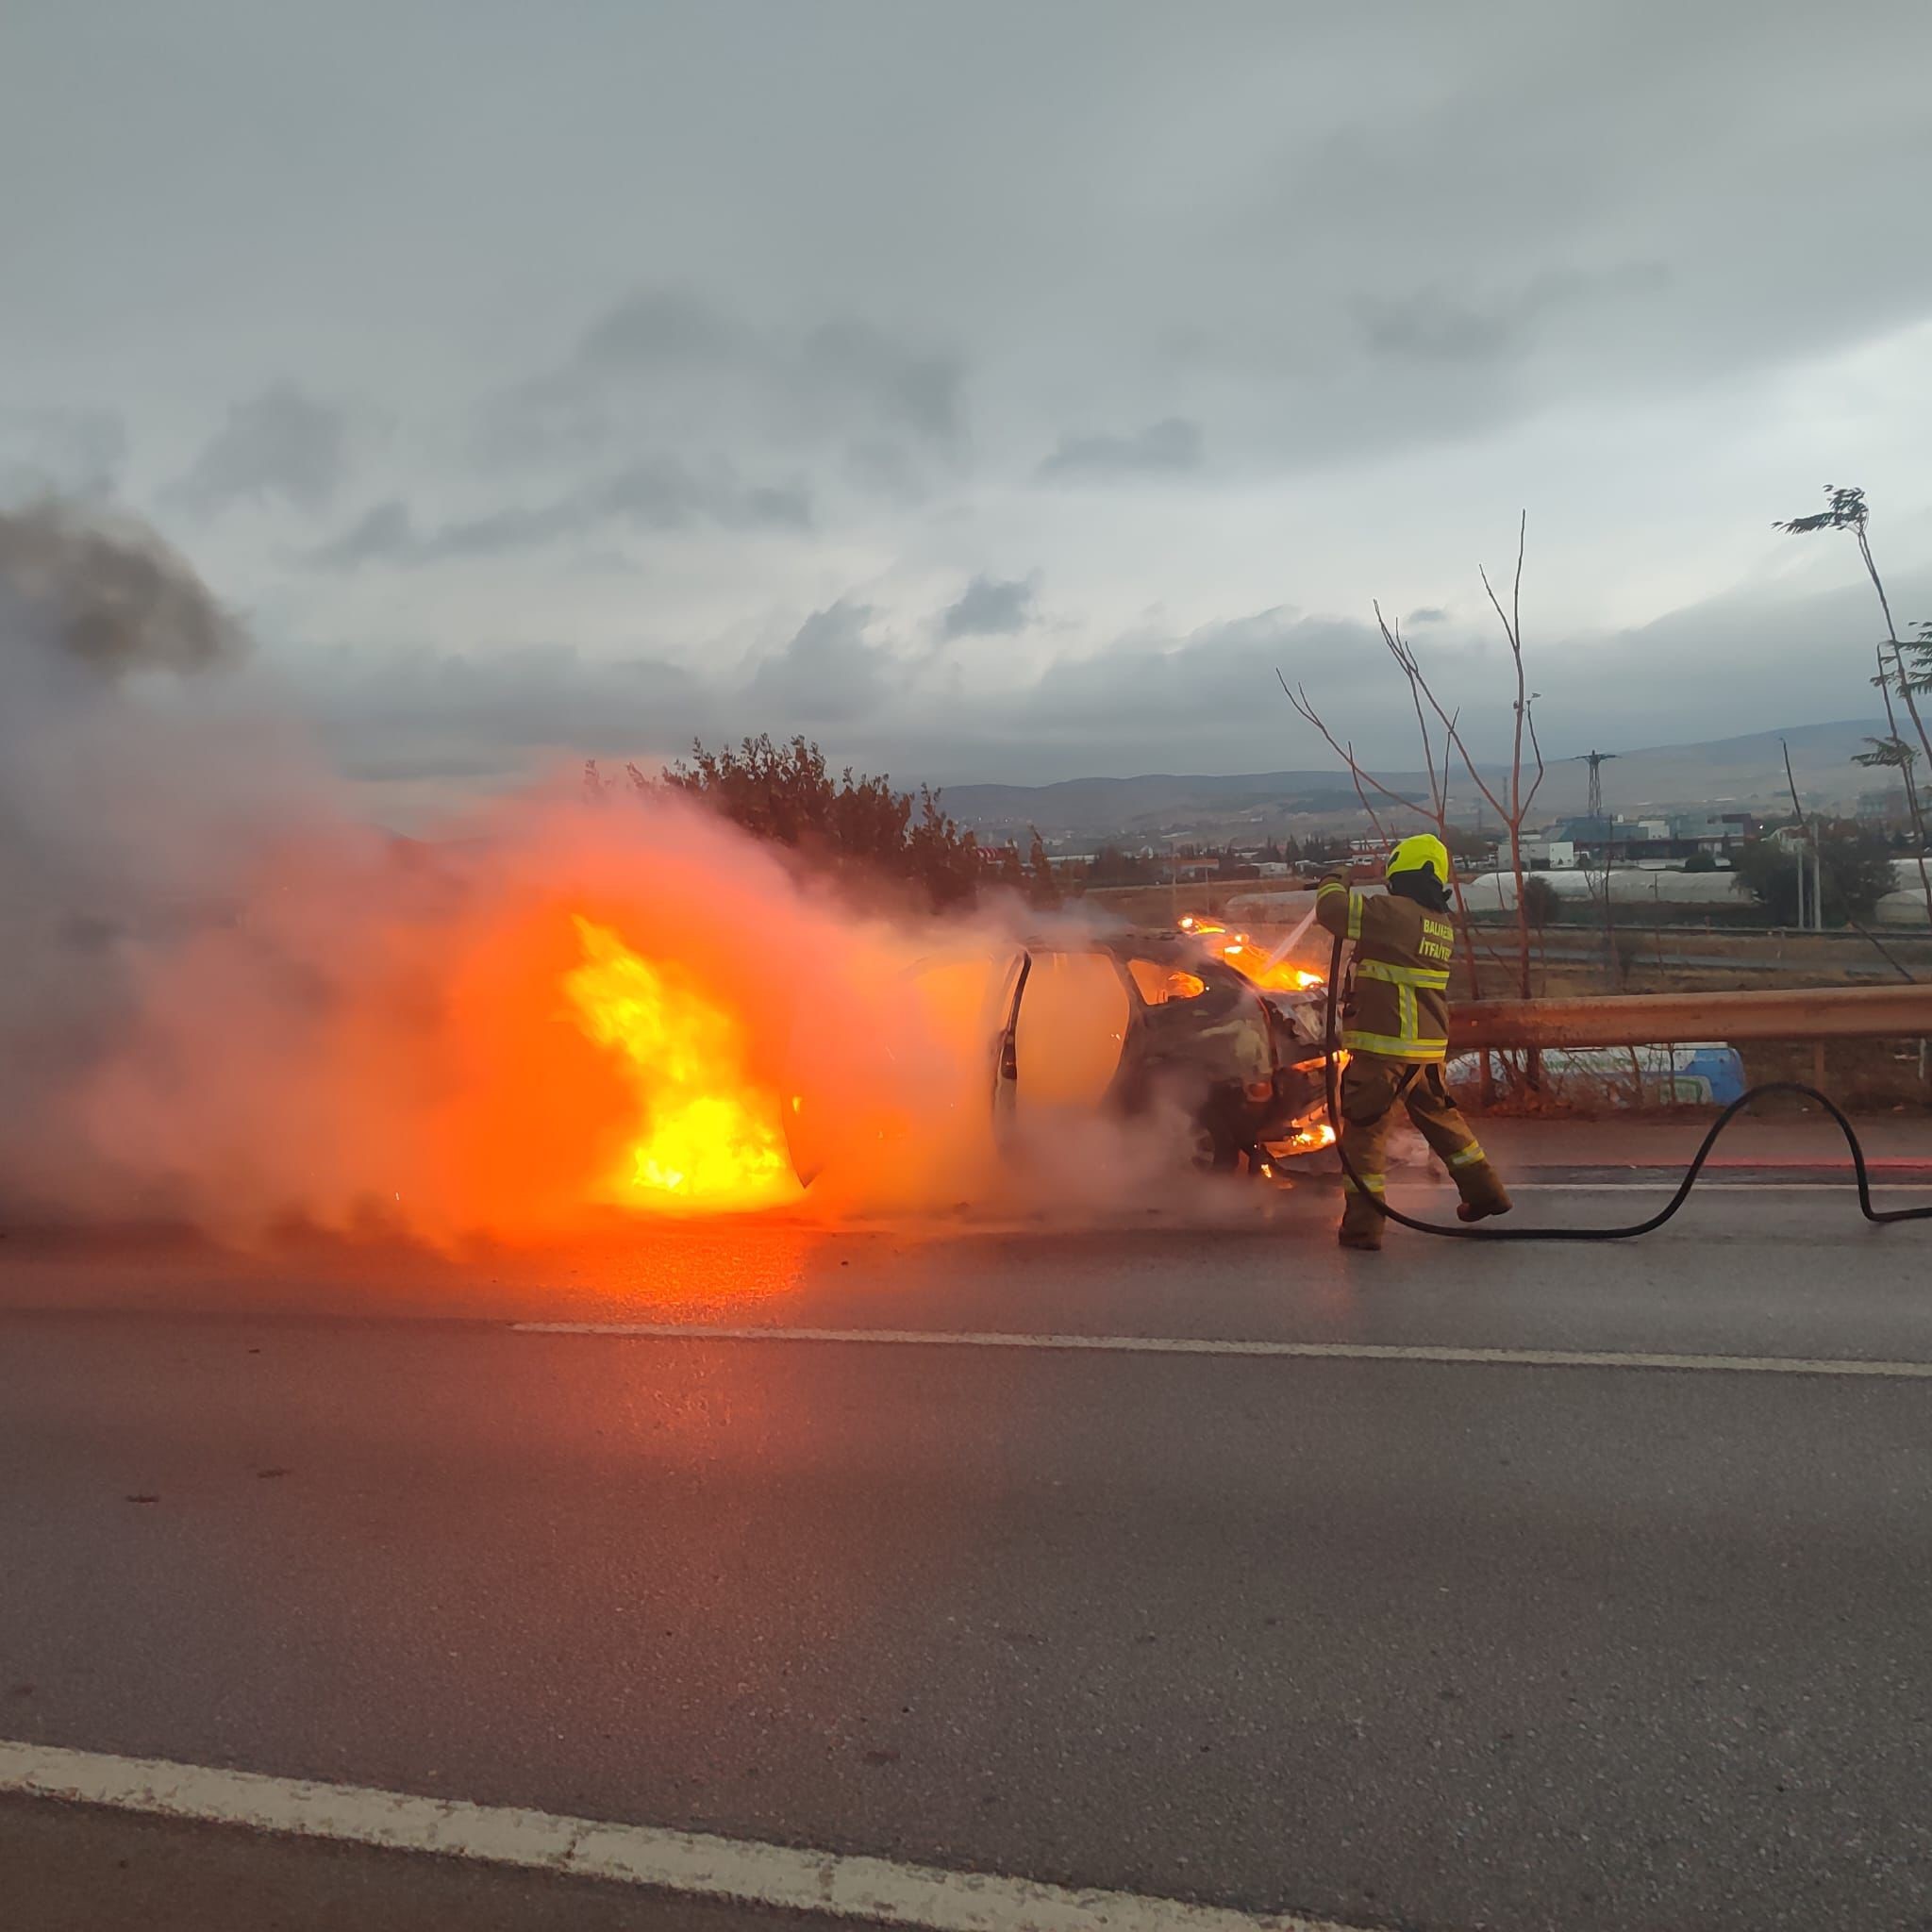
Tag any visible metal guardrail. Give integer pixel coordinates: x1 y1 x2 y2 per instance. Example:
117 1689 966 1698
1448 984 1932 1052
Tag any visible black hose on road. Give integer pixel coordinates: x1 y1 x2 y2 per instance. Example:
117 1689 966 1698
1321 932 1932 1240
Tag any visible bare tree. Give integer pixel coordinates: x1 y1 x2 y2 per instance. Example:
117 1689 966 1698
1279 515 1549 1010
1775 485 1932 780
1277 665 1503 1004
1774 487 1932 928
1478 513 1548 998
1854 646 1932 927
1274 675 1407 852
1780 736 1816 932
1377 515 1547 1000
1370 604 1494 1001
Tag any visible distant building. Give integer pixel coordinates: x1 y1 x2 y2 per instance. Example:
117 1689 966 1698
1519 839 1577 869
1667 811 1755 853
1548 810 1752 864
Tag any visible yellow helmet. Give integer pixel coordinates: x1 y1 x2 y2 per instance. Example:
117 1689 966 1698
1386 833 1450 886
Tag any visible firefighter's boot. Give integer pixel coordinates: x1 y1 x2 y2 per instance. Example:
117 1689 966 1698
1452 1158 1513 1224
1338 1182 1385 1251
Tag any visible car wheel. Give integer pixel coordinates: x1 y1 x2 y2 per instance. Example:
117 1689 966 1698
1191 1121 1241 1173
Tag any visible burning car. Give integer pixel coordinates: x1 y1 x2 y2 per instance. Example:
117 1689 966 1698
785 924 1335 1190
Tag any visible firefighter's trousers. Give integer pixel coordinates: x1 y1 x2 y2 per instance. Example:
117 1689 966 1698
1336 1052 1508 1246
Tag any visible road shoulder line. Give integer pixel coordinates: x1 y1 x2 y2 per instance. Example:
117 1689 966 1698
0 1740 1354 1932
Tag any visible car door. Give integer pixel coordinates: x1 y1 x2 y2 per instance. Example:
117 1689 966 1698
994 947 1133 1149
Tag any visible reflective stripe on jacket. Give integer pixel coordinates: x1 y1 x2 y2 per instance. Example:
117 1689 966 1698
1313 874 1455 1061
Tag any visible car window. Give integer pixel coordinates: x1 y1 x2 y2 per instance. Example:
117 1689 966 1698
909 949 1026 1043
1125 958 1207 1006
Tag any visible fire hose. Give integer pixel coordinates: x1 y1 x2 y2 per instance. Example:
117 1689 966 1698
1321 930 1932 1239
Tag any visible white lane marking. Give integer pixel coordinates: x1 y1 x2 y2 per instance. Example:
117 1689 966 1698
0 1740 1357 1932
510 1322 1932 1383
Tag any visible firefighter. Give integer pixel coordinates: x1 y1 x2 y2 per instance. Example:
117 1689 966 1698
1314 834 1512 1250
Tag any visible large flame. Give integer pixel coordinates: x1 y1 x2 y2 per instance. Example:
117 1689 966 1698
1180 918 1325 991
560 915 801 1212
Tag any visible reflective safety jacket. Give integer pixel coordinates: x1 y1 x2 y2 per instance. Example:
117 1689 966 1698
1314 873 1456 1061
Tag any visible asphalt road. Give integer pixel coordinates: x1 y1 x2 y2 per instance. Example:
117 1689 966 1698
6 1128 1932 1930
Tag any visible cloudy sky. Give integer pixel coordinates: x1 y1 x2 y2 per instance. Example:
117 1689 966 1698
5 0 1931 810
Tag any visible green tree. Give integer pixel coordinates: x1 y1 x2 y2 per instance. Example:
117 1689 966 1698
1520 874 1560 931
658 735 982 909
1730 822 1895 926
1025 827 1060 908
1682 850 1720 874
1853 733 1919 779
987 843 1026 890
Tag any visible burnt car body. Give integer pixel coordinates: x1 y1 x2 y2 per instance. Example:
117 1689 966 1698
785 927 1332 1188
1046 929 1331 1170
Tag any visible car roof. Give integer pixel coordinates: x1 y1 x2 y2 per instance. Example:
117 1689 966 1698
1015 927 1217 964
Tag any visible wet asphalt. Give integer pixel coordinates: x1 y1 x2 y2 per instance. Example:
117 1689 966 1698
4 1139 1932 1930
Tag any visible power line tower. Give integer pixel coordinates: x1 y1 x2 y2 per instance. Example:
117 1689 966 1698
1574 749 1618 820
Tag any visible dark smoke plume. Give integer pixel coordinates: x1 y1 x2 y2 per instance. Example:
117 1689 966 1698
0 499 243 679
0 501 322 1218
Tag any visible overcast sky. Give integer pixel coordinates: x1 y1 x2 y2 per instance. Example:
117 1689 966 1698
5 0 1931 808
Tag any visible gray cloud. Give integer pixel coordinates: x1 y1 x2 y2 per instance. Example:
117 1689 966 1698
286 641 719 785
282 610 906 797
310 458 809 571
0 407 126 501
589 458 809 536
881 566 1932 787
487 289 964 481
941 574 1035 640
797 320 960 445
251 544 1932 807
8 0 1932 792
1038 417 1202 482
744 602 893 726
1354 265 1671 367
575 289 748 375
309 498 415 569
170 381 352 516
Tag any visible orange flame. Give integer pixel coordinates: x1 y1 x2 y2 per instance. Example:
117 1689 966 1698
560 916 801 1212
1182 918 1324 993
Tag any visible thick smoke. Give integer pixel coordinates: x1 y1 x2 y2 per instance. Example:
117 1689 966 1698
0 500 244 677
0 502 1229 1239
0 503 339 1215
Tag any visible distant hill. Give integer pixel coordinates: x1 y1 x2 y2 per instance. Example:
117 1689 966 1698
938 719 1895 842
